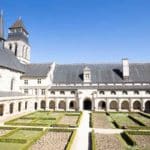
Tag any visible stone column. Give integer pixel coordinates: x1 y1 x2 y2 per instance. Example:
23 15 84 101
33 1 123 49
66 99 70 111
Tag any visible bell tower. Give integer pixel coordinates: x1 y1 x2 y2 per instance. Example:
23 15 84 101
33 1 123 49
5 17 30 64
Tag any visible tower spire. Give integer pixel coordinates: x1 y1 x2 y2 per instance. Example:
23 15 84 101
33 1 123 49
0 10 5 49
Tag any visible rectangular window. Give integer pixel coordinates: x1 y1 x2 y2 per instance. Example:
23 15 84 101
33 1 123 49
41 89 45 95
24 80 28 85
24 89 28 94
37 79 41 84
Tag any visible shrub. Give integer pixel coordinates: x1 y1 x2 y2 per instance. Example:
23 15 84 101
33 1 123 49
0 138 27 144
121 132 136 146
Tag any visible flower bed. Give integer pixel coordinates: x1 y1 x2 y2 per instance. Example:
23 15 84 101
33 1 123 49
92 112 113 128
127 131 150 150
30 130 72 150
94 133 125 150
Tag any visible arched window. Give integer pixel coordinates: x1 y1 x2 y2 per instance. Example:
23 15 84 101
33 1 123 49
14 43 18 56
111 90 116 95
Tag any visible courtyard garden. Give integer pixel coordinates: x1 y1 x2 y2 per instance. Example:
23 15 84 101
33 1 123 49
5 111 82 128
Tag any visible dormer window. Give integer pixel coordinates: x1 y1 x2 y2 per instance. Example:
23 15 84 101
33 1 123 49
37 79 41 84
146 90 150 94
24 80 28 85
71 91 75 95
60 91 65 95
99 91 105 95
111 90 116 95
51 91 55 95
122 90 128 95
83 66 91 83
134 90 139 95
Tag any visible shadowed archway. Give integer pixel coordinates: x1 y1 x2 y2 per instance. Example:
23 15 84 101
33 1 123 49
83 98 92 110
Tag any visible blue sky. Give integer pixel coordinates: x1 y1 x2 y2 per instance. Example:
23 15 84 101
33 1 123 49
1 0 150 63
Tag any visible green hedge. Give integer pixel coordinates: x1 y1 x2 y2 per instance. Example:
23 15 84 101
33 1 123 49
128 115 145 126
5 122 48 126
121 132 136 146
127 130 150 135
66 130 76 150
139 112 150 119
91 130 96 150
0 138 27 144
51 124 71 128
76 112 83 127
90 112 93 128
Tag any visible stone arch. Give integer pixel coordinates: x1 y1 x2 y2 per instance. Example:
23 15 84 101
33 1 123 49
145 100 150 113
34 102 38 110
133 101 141 110
83 98 92 110
110 101 118 111
121 101 129 110
59 101 66 110
9 103 14 114
41 100 46 109
49 101 55 109
18 102 22 112
98 101 106 110
0 104 4 116
69 101 76 109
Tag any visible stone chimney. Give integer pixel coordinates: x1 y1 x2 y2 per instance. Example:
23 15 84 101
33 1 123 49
122 58 129 80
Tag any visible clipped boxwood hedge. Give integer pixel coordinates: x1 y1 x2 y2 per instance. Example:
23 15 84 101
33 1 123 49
0 138 27 144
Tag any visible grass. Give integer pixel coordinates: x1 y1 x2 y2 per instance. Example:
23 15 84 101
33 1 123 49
5 111 82 127
0 128 44 150
109 113 142 128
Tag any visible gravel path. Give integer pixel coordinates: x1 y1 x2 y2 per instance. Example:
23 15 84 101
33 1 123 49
92 113 112 128
30 132 71 150
59 116 78 125
95 134 124 150
131 135 150 150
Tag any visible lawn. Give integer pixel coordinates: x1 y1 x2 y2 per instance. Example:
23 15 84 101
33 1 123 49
130 113 150 127
5 111 82 127
0 128 43 150
109 113 142 128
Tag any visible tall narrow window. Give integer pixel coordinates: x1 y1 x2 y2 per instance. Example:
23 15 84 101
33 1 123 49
14 43 18 56
9 44 12 50
10 78 14 91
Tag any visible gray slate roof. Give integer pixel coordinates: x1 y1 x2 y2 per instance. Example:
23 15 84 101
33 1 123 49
0 91 25 97
53 64 150 83
22 63 52 78
0 48 24 72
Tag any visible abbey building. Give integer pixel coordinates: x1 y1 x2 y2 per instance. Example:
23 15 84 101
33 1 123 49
0 12 150 120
